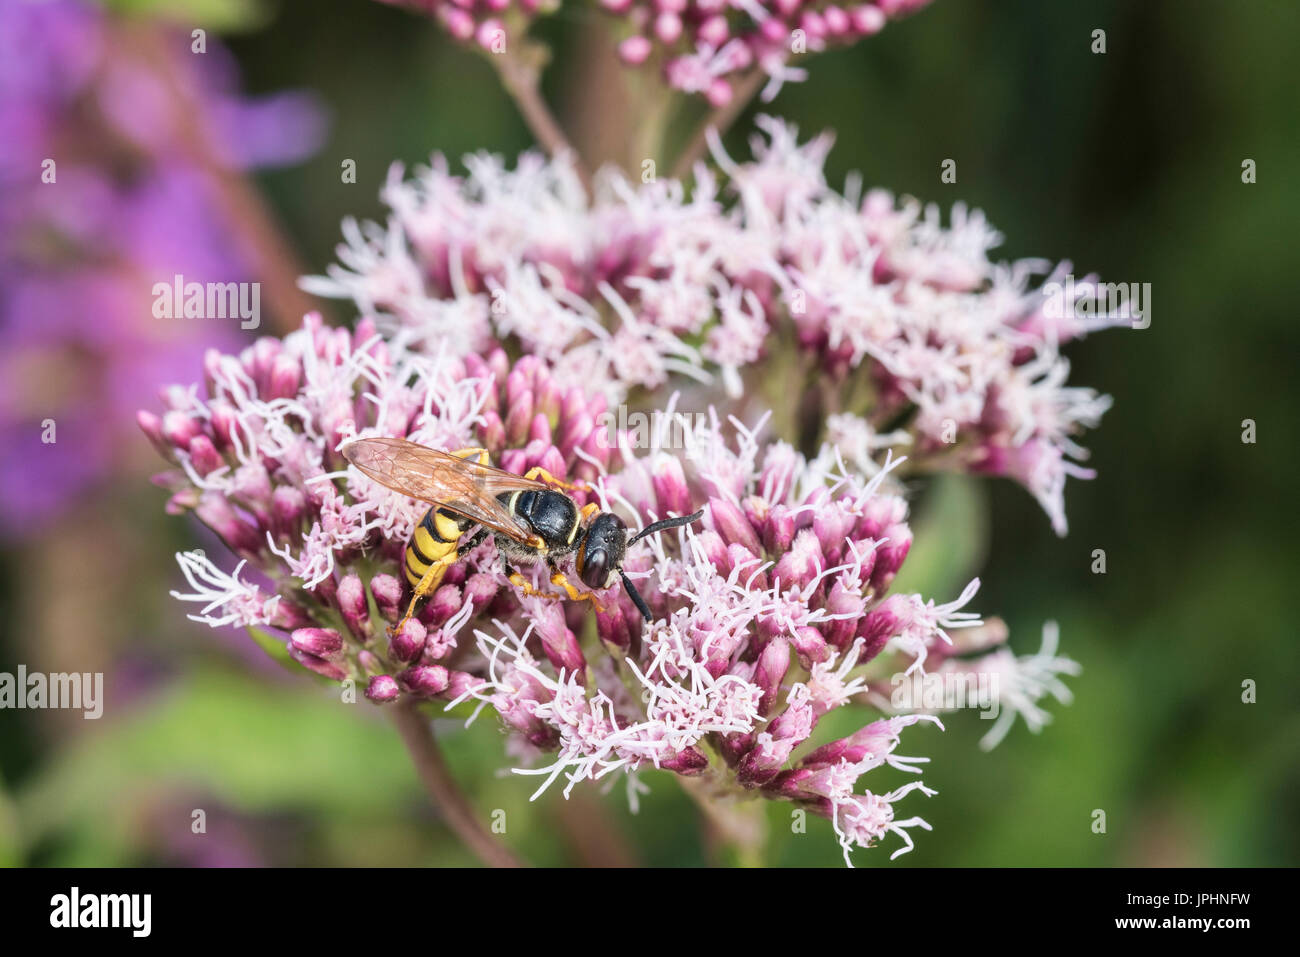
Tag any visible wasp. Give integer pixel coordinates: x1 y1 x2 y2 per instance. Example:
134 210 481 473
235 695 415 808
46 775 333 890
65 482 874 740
341 437 703 633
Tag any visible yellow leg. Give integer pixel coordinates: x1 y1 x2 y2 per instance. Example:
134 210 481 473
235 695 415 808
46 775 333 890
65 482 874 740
549 570 605 613
523 466 587 493
395 551 459 635
448 447 489 463
508 571 564 601
579 502 601 521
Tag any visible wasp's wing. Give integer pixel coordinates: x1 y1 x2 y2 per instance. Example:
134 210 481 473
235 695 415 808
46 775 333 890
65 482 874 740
342 437 549 543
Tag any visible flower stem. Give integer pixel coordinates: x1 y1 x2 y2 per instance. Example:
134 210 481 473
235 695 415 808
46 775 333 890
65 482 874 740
389 700 523 867
491 48 593 194
669 68 768 181
678 761 770 867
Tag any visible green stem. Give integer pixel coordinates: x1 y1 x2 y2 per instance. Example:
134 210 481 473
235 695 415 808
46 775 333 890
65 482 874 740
389 701 524 868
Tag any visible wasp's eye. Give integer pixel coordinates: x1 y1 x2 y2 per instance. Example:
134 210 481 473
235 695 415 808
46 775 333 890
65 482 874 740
580 548 609 590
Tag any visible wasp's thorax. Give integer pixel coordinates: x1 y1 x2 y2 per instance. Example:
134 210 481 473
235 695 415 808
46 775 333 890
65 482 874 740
503 489 579 550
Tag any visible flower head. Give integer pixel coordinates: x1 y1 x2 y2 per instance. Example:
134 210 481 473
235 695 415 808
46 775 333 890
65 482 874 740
306 117 1117 531
146 119 1099 864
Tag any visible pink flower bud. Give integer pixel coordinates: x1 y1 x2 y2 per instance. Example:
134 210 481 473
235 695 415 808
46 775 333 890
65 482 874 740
271 485 306 538
760 17 790 45
336 573 370 642
369 573 404 621
441 7 476 41
464 572 500 608
398 665 450 697
851 4 887 34
857 597 903 661
288 646 349 681
705 78 733 109
365 675 401 703
771 528 823 592
445 670 486 700
870 523 912 592
187 434 224 477
660 747 709 775
706 497 762 556
654 11 682 44
528 412 553 447
595 602 631 650
161 410 202 450
791 625 830 665
652 456 693 518
698 14 730 47
823 578 866 649
137 410 169 456
267 354 301 400
694 529 731 574
291 627 345 660
389 618 427 663
799 10 828 40
532 602 586 674
505 392 534 445
753 636 790 715
422 583 465 628
196 493 261 554
823 5 851 35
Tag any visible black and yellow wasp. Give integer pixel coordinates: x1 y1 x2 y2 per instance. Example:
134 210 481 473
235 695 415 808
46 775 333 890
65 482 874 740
341 437 702 633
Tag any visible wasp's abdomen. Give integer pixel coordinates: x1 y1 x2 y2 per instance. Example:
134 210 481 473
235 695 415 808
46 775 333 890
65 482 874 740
404 507 467 587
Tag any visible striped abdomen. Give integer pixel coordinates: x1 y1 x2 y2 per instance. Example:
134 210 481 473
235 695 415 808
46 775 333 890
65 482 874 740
404 506 471 588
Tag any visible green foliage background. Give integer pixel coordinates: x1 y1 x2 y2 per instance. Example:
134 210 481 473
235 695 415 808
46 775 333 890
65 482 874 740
1 0 1296 867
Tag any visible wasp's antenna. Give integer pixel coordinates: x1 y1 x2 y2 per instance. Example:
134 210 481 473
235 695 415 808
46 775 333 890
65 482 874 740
619 569 655 622
628 509 704 545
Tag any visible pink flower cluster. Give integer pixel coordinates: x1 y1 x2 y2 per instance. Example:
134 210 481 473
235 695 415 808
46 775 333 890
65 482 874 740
375 0 934 102
306 117 1121 534
143 312 1081 862
375 0 557 50
607 0 935 104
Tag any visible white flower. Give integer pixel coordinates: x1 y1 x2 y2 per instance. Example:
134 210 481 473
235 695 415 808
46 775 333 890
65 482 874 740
169 551 281 628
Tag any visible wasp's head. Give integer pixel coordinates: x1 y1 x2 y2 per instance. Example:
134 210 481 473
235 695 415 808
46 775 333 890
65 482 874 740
576 509 705 622
576 512 628 592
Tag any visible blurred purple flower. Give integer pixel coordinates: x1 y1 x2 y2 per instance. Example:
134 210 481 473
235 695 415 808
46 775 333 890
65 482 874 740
0 0 325 539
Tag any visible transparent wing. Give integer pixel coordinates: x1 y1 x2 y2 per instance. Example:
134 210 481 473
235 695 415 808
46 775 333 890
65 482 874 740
341 437 548 543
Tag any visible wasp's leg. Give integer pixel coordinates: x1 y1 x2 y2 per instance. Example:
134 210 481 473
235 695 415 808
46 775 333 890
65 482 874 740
395 550 460 634
522 466 589 493
502 558 564 602
546 559 606 614
578 502 600 522
447 447 490 464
